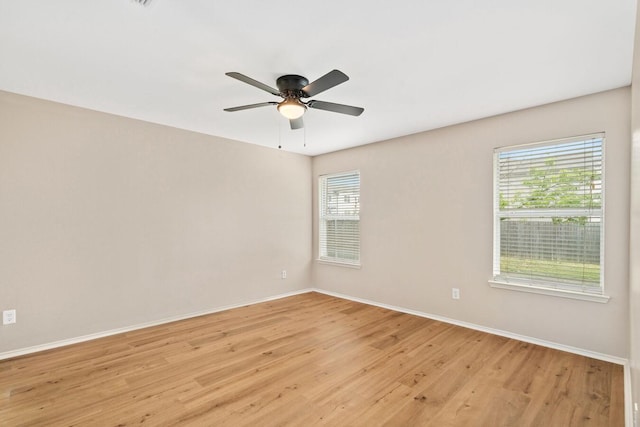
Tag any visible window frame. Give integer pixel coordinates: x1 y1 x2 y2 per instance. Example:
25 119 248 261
489 134 609 303
317 170 361 267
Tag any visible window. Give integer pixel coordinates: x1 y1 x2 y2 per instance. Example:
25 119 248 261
318 171 360 266
491 134 606 301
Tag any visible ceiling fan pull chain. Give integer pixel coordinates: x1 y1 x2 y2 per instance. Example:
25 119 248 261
278 111 283 150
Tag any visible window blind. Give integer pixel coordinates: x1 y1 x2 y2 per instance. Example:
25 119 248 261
319 171 360 265
493 134 604 293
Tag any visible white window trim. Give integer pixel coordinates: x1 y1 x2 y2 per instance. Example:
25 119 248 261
317 170 361 267
488 280 610 303
490 133 609 303
317 259 362 269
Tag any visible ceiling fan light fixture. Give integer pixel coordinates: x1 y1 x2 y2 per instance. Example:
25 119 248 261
277 98 306 119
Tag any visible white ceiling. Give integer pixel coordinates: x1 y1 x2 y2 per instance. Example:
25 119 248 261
0 1 636 156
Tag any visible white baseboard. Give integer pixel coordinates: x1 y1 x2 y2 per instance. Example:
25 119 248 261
624 363 633 427
2 286 633 426
0 288 314 361
3 286 627 365
311 288 627 365
309 288 633 426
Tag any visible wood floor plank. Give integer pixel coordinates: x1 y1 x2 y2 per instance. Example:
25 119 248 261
0 292 624 426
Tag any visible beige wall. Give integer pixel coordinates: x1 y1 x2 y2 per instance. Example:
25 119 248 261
0 91 312 353
0 83 633 364
630 1 640 417
312 87 630 358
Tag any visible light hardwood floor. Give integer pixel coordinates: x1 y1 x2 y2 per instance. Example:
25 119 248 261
0 292 624 426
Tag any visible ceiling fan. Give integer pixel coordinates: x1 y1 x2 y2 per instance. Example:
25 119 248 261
223 70 364 130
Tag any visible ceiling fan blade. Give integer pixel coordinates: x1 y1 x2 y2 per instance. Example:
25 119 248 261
225 72 280 96
301 70 349 97
224 102 277 112
290 117 304 130
307 100 364 116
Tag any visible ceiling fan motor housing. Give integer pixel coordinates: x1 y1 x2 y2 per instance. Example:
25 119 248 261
276 75 308 99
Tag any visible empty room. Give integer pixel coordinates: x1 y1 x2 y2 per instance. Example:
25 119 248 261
1 1 640 426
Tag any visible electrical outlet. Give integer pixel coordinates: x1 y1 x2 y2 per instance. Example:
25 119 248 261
281 270 287 279
3 309 16 325
634 402 638 427
452 288 460 300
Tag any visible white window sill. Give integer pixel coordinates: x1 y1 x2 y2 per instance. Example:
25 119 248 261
488 280 610 303
317 259 361 269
